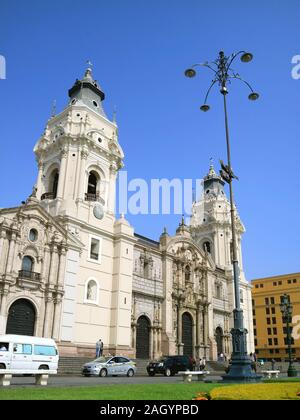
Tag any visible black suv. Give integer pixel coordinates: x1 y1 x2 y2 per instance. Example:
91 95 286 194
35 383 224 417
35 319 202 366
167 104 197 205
147 355 194 377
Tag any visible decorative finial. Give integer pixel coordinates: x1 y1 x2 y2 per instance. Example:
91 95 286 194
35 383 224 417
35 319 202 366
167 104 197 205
181 215 185 226
210 157 214 168
86 60 93 70
51 100 57 118
113 106 117 124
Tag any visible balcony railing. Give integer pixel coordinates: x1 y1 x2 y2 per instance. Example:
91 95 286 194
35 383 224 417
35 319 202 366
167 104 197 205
41 192 55 201
18 270 41 282
85 193 100 202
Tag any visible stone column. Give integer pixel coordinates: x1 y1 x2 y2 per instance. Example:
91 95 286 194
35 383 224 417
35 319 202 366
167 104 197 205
41 246 51 285
36 162 45 198
52 296 63 340
149 327 154 359
0 230 7 273
77 148 89 202
196 305 202 356
108 163 118 215
43 294 54 338
56 148 68 199
131 325 136 349
57 247 67 288
193 319 197 358
177 305 184 355
5 232 17 274
0 290 9 334
48 245 59 287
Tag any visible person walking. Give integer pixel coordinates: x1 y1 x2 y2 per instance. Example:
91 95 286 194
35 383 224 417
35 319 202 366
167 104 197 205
200 357 206 371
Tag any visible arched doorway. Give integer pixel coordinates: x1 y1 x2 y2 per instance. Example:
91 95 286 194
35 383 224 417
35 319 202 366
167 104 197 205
182 312 193 357
215 327 224 356
6 299 36 336
136 316 150 359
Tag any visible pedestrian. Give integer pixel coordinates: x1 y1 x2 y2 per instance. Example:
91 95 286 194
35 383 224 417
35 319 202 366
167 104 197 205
200 357 206 371
250 353 257 373
271 359 276 371
96 338 103 358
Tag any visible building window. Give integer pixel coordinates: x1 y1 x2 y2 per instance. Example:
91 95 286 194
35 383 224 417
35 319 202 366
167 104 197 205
86 171 100 201
85 279 99 304
272 317 277 325
265 298 269 305
22 256 34 273
274 338 278 346
203 241 211 254
266 308 270 315
88 236 102 263
29 229 38 243
240 290 244 304
273 328 277 335
267 328 272 335
268 338 273 346
271 307 276 315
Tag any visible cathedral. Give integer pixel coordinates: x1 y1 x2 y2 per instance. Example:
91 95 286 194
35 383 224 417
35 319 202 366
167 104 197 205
0 68 254 360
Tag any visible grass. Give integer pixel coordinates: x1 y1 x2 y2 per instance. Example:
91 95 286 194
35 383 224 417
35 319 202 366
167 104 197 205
0 383 222 400
211 383 300 400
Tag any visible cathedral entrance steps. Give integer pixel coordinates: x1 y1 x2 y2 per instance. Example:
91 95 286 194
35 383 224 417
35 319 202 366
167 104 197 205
58 357 151 376
58 357 92 375
206 361 227 373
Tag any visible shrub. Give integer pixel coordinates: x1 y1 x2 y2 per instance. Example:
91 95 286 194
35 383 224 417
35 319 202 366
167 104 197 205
211 383 300 401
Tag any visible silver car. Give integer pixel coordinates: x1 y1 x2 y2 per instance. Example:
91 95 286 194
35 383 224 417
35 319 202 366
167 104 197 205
82 356 137 378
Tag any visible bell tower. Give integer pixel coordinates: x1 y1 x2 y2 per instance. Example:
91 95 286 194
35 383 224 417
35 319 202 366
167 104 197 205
190 163 246 281
34 65 124 228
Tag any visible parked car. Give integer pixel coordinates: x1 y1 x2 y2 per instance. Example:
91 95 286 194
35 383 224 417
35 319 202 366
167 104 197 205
82 356 137 377
147 355 194 377
0 334 59 371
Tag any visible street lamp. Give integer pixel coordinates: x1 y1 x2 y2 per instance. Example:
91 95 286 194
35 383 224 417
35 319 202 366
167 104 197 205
185 50 260 382
280 295 297 377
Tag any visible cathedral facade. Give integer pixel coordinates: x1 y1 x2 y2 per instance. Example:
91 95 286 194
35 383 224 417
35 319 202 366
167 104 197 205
0 68 254 360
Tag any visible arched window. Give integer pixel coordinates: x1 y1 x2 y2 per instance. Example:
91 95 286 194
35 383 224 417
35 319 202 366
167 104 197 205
22 256 34 273
52 171 59 198
185 266 191 283
86 171 100 201
203 241 211 254
41 169 59 200
85 279 98 303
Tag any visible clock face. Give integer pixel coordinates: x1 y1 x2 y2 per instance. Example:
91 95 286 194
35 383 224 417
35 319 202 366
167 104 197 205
93 204 104 220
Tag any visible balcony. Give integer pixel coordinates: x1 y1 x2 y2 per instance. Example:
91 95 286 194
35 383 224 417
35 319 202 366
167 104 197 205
85 193 100 202
41 192 55 201
18 270 41 289
19 270 41 281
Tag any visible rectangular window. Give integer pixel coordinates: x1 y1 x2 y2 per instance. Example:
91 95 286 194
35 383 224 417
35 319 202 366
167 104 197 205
267 328 272 335
13 343 32 355
274 338 278 346
268 338 273 346
272 317 277 325
270 297 275 305
88 235 102 263
273 328 277 335
266 308 270 315
265 298 269 305
271 307 276 315
34 345 57 356
267 318 271 325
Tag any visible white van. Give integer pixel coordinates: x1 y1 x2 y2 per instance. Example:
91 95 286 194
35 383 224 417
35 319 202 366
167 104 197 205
0 335 59 371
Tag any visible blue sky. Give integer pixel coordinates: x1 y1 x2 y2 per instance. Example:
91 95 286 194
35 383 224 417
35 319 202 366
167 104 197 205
0 0 299 280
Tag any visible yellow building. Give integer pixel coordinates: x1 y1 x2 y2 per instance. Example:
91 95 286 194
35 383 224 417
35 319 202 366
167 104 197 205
252 273 300 361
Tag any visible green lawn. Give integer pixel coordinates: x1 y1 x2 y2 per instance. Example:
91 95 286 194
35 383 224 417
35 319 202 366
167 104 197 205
0 383 221 400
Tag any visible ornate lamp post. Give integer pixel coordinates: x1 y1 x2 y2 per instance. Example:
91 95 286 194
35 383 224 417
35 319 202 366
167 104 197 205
280 294 297 377
185 50 260 381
